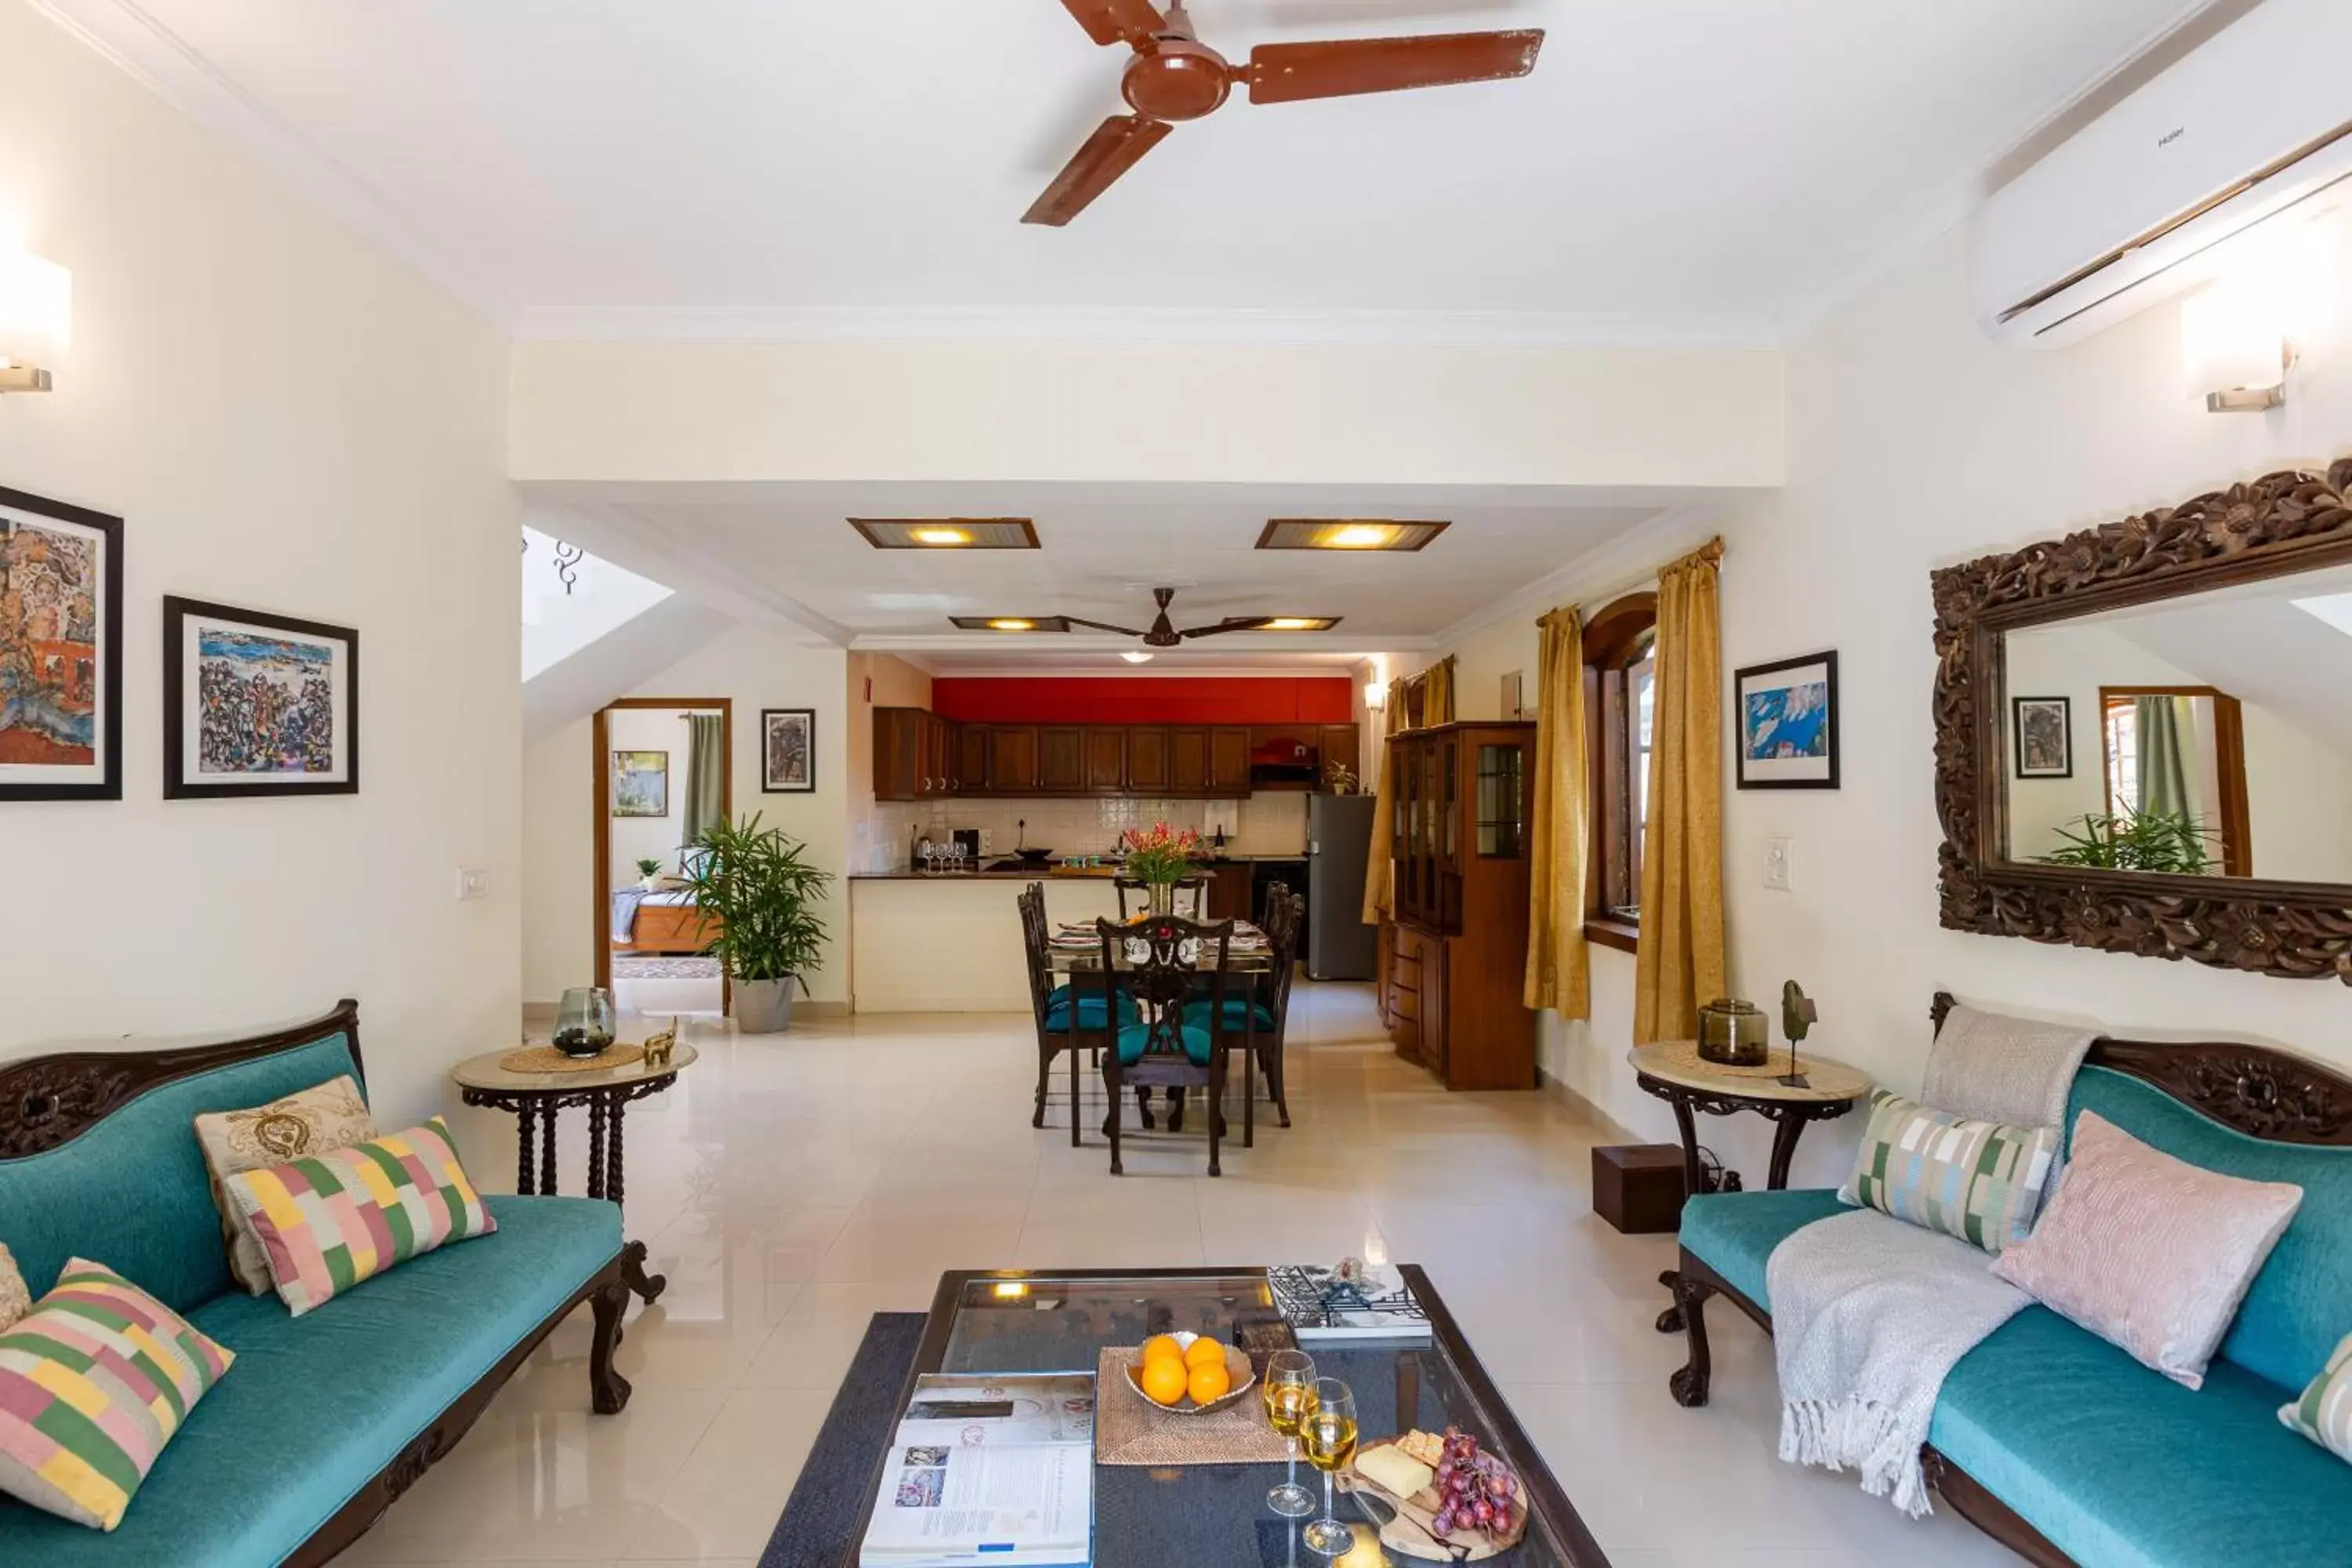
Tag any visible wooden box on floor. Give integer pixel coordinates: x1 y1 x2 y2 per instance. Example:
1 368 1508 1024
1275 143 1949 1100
1380 720 1537 1090
1592 1144 1689 1234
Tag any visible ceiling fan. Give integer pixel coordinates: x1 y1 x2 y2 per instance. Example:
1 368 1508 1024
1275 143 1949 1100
1025 0 1544 226
1004 586 1338 645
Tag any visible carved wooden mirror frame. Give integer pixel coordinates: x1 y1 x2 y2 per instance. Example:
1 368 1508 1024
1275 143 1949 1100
1932 458 2352 985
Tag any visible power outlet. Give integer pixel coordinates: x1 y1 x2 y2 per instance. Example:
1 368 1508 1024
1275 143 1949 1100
456 866 490 901
1762 837 1794 892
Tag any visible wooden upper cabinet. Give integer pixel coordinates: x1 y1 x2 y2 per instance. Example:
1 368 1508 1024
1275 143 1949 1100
989 725 1040 794
1126 728 1171 793
1037 726 1087 793
1319 724 1359 786
958 724 990 794
1167 728 1210 795
1207 727 1251 794
1084 727 1127 793
873 708 924 800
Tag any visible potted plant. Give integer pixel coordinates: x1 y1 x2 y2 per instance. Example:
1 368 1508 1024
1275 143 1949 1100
2032 809 2217 875
1120 822 1202 916
634 856 663 891
675 812 832 1033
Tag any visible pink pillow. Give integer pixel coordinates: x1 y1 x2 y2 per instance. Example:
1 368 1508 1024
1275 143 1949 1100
1992 1109 2302 1389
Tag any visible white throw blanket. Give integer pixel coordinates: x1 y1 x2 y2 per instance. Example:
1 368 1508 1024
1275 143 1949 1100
1769 1211 2028 1515
1768 1002 2096 1515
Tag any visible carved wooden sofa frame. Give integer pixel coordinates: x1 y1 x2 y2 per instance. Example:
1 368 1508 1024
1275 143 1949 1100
0 1000 643 1566
1661 992 2352 1568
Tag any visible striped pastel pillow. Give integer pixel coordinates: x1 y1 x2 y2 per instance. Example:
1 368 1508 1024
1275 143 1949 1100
2282 1330 2352 1463
1838 1090 2059 1254
0 1258 235 1530
225 1116 496 1316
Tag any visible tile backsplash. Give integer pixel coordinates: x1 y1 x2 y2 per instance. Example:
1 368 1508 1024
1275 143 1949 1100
860 793 1308 873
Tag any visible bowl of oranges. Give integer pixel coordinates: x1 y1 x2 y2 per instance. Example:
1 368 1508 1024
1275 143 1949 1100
1125 1330 1256 1416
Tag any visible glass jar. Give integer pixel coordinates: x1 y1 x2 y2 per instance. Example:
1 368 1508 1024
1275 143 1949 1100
1696 997 1768 1067
554 987 617 1058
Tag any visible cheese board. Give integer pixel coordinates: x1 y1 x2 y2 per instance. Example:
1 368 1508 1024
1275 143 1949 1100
1342 1428 1528 1563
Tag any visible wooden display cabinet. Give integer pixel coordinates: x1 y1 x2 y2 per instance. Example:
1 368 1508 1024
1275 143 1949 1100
1385 721 1536 1090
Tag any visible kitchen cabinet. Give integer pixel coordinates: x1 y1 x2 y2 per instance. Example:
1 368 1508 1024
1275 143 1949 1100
1385 721 1536 1090
1203 862 1254 922
1038 726 1087 793
924 713 957 797
1084 727 1127 792
874 707 924 801
1319 724 1361 787
1126 728 1171 793
958 724 990 794
1208 727 1252 794
1167 728 1210 795
988 725 1040 794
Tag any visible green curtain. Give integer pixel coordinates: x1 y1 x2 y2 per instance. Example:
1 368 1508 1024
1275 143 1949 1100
682 713 727 849
2135 696 2197 822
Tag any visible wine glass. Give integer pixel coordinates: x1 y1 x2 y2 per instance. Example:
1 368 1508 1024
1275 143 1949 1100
1262 1350 1317 1517
1298 1377 1359 1556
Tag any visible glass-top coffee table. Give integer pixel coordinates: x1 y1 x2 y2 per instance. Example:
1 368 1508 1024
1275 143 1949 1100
845 1265 1609 1566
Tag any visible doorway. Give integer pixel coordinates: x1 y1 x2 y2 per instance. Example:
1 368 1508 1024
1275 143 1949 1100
593 698 732 1012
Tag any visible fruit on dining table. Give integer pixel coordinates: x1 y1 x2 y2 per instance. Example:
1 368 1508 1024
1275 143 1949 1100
1181 1335 1226 1371
1185 1359 1232 1405
1141 1334 1185 1369
1139 1356 1189 1407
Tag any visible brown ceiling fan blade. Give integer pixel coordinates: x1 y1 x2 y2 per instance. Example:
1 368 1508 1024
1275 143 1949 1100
1180 618 1276 638
1022 115 1174 227
1065 617 1148 636
1057 0 1167 47
1244 29 1543 104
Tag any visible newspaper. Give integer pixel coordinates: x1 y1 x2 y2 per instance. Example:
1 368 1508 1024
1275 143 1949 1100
858 1374 1096 1568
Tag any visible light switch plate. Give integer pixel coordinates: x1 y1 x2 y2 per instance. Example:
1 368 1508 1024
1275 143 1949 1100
1763 837 1793 892
456 866 490 901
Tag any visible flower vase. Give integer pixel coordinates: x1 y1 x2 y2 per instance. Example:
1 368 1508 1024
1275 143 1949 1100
1148 880 1177 918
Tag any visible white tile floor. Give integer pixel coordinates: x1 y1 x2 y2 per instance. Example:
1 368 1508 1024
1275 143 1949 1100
343 984 2020 1566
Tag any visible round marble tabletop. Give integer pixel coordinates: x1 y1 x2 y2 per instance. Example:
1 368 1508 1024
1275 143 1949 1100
452 1040 699 1095
1628 1038 1871 1105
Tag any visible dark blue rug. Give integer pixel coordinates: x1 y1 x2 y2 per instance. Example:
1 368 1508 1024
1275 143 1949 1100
759 1311 928 1568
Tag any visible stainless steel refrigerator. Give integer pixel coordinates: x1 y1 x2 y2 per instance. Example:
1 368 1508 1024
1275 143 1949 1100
1306 793 1379 980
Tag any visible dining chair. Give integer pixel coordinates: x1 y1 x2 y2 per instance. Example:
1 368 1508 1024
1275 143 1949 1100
1097 913 1235 1177
1184 884 1301 1144
1114 875 1208 920
1018 884 1132 1145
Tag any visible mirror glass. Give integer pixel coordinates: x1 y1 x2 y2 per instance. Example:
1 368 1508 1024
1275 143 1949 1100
2002 561 2352 881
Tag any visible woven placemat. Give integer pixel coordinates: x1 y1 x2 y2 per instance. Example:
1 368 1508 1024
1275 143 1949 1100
1093 1346 1288 1467
499 1043 646 1074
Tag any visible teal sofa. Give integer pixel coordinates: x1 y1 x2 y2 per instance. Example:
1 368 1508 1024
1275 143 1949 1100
1665 994 2352 1568
0 1001 644 1566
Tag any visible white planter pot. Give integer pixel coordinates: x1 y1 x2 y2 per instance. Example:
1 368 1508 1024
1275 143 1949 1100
733 975 797 1034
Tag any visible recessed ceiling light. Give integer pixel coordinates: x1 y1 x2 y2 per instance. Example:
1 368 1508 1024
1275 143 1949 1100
851 518 1040 549
1256 519 1450 552
949 615 1072 633
1120 650 1154 664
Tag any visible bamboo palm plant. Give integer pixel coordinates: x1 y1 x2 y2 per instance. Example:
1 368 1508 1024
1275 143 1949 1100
676 813 832 984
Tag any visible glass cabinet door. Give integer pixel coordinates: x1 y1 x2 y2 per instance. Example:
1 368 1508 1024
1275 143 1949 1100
1475 741 1526 858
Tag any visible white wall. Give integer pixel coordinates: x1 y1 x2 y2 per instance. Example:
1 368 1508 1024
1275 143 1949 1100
1541 211 2352 1187
605 706 695 879
0 2 517 1129
521 626 851 1006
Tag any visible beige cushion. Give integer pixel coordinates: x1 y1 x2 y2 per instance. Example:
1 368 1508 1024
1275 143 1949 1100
0 1243 27 1333
192 1075 376 1294
1992 1109 2303 1389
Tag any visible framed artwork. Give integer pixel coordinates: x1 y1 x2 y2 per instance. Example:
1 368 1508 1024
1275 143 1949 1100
612 750 670 816
763 708 815 792
1736 650 1838 789
165 597 358 798
0 485 123 801
2013 695 2072 779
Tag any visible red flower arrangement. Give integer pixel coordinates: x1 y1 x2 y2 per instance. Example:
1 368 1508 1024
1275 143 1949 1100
1120 822 1202 884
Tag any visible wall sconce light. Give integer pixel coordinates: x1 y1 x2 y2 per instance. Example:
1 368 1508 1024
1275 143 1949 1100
0 247 71 394
1363 681 1386 710
2182 272 2292 413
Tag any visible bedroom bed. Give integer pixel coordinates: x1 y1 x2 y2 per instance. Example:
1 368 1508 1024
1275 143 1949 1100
612 888 719 954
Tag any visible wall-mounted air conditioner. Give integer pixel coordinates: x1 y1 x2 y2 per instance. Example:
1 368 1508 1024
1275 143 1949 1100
1973 0 2352 347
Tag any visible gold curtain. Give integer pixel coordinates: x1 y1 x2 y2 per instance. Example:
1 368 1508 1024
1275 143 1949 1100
1424 656 1456 726
1633 539 1728 1044
1362 677 1406 920
1523 607 1591 1018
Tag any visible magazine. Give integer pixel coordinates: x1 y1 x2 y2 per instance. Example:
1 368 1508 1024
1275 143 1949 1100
1268 1263 1432 1343
858 1373 1096 1568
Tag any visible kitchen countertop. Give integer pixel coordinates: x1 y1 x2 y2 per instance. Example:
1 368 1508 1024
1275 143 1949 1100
849 853 1308 883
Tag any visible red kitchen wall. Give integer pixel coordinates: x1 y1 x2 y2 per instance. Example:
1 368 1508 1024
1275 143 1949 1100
931 677 1353 725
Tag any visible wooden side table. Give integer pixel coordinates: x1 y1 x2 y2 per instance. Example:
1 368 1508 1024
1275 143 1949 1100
1628 1039 1871 1348
452 1041 699 1305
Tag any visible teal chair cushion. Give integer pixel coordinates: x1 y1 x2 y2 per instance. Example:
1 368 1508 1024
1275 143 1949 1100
1042 985 1137 1033
2062 1065 2352 1391
0 1031 363 1314
1676 1188 1846 1308
1929 1306 2352 1568
1115 1022 1215 1068
1181 996 1277 1033
0 1195 621 1568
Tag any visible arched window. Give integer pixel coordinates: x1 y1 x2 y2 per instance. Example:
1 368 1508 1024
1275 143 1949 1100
1584 593 1657 951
